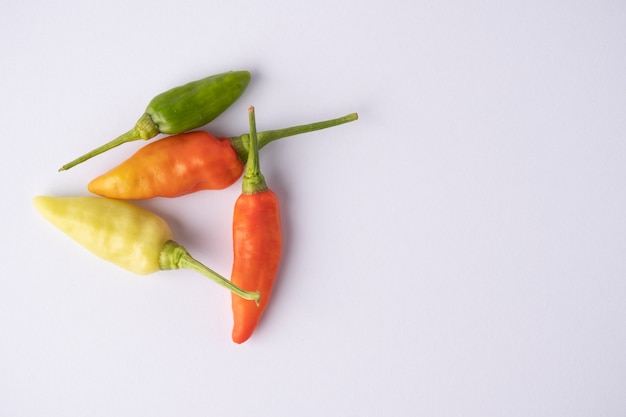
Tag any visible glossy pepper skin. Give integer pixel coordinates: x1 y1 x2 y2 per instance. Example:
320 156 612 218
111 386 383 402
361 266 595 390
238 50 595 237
33 196 259 303
147 71 250 134
230 106 282 344
59 70 251 171
88 112 358 200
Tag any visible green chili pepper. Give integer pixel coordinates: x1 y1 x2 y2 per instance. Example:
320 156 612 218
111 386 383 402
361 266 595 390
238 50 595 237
33 195 259 303
59 70 251 171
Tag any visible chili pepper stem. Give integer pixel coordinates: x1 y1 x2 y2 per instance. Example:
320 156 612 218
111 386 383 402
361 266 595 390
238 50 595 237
160 240 260 304
59 113 160 171
230 112 358 163
242 106 268 195
258 112 358 147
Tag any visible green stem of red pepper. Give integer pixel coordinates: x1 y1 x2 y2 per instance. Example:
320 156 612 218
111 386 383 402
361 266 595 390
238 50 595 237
241 107 268 194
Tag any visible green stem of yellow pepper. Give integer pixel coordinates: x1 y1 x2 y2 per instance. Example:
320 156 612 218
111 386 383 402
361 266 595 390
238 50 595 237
160 241 259 304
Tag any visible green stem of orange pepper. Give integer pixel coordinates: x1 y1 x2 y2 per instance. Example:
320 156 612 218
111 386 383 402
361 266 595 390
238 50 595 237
230 112 358 163
230 106 282 343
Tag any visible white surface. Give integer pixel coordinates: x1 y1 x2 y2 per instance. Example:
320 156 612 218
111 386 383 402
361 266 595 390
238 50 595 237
1 1 625 415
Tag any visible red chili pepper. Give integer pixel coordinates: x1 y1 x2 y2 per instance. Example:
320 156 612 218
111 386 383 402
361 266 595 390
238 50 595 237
230 106 282 344
87 113 358 199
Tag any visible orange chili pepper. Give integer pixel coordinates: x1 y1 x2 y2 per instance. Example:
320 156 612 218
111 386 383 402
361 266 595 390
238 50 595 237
230 106 282 344
88 131 243 199
87 113 358 199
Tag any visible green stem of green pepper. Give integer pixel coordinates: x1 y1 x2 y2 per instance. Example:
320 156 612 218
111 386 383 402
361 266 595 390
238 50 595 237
160 241 260 305
59 113 160 172
229 112 358 163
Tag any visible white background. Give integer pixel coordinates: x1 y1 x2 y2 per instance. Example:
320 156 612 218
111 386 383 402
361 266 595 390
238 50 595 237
1 0 625 415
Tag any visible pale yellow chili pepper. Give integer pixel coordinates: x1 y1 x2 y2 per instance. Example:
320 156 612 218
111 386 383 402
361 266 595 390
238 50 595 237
33 196 259 303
